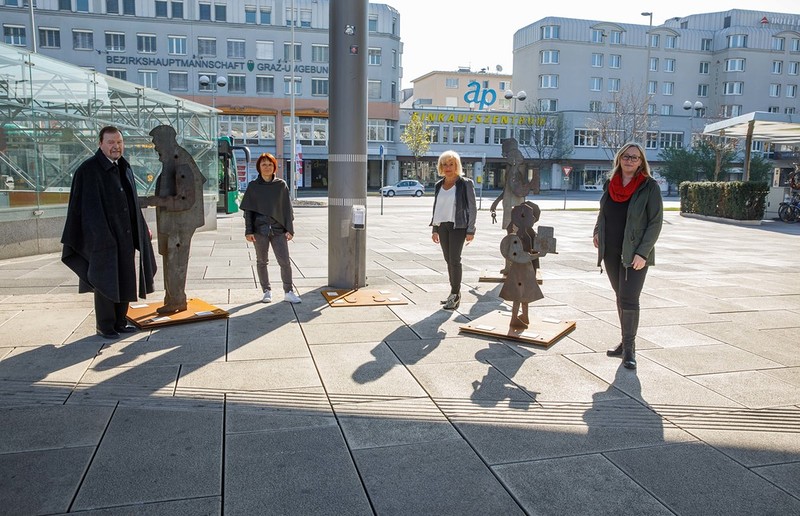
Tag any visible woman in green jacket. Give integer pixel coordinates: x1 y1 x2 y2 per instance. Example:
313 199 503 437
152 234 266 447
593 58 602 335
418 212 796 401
593 142 663 369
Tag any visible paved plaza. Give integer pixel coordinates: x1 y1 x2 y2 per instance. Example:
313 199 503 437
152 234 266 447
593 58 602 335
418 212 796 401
1 191 800 515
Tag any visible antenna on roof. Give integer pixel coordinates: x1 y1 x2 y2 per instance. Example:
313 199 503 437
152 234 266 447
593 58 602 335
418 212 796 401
496 65 503 73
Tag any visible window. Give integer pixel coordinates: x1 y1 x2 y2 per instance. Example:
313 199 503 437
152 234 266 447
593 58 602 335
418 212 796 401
197 37 216 57
198 73 220 91
769 84 781 97
701 38 712 51
574 129 599 147
661 104 673 116
609 54 621 68
727 34 747 48
540 50 559 64
589 100 602 112
648 81 657 95
168 35 186 55
222 115 277 143
107 0 119 14
227 74 245 93
445 78 458 89
392 49 397 68
299 9 311 28
311 78 328 96
725 58 745 72
721 105 743 117
786 107 797 114
105 32 125 52
538 99 557 111
256 75 274 94
790 62 800 75
792 38 800 52
588 53 602 67
368 15 377 32
198 3 211 21
772 37 785 51
38 28 61 48
646 131 659 149
171 1 183 19
368 48 382 66
228 39 245 59
368 120 390 143
452 126 467 145
283 77 301 95
155 0 167 17
723 81 743 95
72 30 93 50
106 68 126 80
76 0 88 12
665 35 677 49
368 80 381 99
590 29 604 43
541 25 559 40
58 0 71 9
647 104 656 115
697 84 708 97
3 25 26 46
649 57 658 72
772 61 783 74
137 34 156 53
138 69 157 88
768 106 780 113
214 4 226 22
787 84 797 98
122 0 134 15
245 6 256 24
312 44 328 63
699 62 709 74
664 58 675 72
659 132 683 148
532 75 557 90
649 34 659 48
168 71 188 91
260 8 271 24
609 31 621 44
256 40 274 60
284 42 301 61
391 81 396 102
608 78 620 92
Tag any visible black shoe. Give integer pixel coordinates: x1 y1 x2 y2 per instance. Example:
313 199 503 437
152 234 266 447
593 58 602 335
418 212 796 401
606 343 623 357
96 328 120 339
443 293 460 310
114 325 137 333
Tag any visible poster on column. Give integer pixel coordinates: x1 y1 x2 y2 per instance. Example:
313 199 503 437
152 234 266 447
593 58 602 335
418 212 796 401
295 143 303 188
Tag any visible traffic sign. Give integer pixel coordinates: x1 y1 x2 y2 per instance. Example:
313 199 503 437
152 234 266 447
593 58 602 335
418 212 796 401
563 166 572 177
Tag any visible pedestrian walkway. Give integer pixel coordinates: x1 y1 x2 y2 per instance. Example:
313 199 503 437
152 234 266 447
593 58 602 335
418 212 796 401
1 195 800 515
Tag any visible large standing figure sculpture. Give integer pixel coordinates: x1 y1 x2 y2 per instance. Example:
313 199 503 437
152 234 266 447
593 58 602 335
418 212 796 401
499 202 544 329
140 125 206 314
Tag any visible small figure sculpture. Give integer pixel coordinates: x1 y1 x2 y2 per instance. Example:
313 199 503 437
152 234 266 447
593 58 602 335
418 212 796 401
499 202 544 329
139 125 206 314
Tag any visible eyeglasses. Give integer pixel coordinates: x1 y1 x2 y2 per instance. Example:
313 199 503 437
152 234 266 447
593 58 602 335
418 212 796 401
621 154 641 162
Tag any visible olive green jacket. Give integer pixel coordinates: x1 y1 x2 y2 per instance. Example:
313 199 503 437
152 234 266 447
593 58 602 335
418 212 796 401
594 176 663 268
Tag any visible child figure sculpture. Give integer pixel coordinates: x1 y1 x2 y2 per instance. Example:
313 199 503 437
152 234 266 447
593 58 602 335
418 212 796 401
499 202 544 329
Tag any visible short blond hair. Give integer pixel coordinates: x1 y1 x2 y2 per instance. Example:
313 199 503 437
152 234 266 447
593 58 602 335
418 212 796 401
437 150 464 177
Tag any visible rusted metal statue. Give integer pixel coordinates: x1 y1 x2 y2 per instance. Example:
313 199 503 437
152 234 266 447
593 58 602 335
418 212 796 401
139 125 206 314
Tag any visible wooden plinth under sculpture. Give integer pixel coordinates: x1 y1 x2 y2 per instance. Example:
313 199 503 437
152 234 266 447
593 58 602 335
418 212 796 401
460 310 575 347
127 298 229 329
322 288 408 307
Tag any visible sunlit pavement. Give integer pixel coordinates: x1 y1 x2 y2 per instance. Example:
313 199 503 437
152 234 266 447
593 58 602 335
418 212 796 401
1 192 799 515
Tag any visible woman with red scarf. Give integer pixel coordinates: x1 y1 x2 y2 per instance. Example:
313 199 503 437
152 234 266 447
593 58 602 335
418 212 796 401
593 143 663 369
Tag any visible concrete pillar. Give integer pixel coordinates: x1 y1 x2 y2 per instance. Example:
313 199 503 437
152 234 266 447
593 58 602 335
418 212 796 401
328 0 368 288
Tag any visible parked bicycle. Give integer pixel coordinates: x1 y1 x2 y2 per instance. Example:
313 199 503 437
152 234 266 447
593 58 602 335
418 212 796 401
778 191 800 223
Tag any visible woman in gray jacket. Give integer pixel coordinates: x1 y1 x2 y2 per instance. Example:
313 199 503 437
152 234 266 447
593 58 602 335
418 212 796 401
593 142 663 369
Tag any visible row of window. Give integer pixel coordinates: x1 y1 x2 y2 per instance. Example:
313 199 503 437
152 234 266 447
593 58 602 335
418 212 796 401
538 25 800 53
219 115 395 145
721 81 798 98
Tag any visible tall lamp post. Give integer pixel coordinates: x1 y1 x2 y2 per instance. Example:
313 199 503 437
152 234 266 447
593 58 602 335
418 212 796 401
199 75 227 141
642 12 653 103
683 100 704 143
504 89 526 141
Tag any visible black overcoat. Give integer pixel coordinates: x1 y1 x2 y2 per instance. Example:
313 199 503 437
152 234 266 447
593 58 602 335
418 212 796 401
61 148 157 302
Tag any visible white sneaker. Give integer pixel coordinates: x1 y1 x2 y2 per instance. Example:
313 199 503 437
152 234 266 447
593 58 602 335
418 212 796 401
284 290 301 304
261 290 272 303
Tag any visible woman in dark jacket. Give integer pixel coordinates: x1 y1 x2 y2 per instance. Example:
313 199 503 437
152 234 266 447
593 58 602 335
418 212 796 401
593 142 663 369
240 153 301 304
430 150 477 310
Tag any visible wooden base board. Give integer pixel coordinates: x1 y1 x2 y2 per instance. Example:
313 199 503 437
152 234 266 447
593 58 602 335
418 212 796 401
322 288 408 307
479 269 543 284
460 310 575 347
127 298 229 329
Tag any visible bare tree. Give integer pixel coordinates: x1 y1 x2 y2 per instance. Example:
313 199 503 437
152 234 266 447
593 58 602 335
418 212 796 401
518 104 573 171
587 81 653 161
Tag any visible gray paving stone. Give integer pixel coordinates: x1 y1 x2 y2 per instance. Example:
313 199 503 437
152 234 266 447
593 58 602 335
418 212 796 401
52 497 221 516
408 360 535 404
226 389 335 434
689 370 800 409
0 405 112 453
0 341 102 383
494 454 673 515
353 438 524 515
0 447 94 515
179 357 322 392
754 462 800 499
224 425 372 515
72 406 222 511
0 307 89 346
388 336 521 366
605 442 800 515
640 343 783 375
90 338 225 368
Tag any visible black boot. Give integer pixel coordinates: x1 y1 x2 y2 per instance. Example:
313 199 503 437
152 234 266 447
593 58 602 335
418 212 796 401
621 309 639 370
606 304 623 356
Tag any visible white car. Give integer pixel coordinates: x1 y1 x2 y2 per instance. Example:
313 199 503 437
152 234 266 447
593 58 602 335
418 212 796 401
380 180 425 197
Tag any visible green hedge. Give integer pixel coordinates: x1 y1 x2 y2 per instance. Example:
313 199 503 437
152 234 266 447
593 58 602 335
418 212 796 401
679 181 770 220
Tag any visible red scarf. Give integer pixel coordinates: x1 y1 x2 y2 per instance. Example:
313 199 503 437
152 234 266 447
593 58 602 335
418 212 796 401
608 173 645 202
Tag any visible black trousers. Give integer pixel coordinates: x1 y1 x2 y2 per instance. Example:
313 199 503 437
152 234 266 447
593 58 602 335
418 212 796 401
436 222 467 295
603 252 648 310
94 291 130 332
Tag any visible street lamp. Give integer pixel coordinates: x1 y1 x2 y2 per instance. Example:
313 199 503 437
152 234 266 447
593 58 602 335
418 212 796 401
198 74 227 108
683 100 704 143
503 89 526 141
642 12 653 106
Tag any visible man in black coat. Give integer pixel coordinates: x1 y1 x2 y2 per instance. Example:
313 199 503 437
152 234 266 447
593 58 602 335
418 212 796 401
61 126 157 339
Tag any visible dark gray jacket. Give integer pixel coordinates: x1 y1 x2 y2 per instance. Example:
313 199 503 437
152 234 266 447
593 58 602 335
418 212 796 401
430 176 477 235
